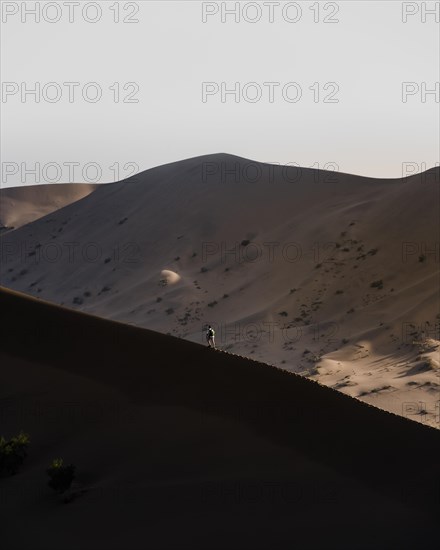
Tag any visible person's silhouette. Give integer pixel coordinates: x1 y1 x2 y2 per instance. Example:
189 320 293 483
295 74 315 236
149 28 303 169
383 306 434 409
206 325 216 348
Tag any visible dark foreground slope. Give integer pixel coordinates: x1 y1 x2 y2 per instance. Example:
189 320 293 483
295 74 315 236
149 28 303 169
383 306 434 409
0 287 439 550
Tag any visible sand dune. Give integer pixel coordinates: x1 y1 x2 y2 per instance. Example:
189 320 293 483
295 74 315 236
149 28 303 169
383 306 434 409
0 183 97 232
0 286 439 549
1 154 439 426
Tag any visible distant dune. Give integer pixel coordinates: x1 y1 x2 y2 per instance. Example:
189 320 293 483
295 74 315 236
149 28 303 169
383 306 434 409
0 286 439 549
1 154 439 426
0 183 97 232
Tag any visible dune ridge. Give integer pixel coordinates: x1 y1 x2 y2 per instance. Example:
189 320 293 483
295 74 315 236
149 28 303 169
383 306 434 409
0 285 439 549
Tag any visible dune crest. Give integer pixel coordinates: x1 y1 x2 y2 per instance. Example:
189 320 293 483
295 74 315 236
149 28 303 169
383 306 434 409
0 286 439 549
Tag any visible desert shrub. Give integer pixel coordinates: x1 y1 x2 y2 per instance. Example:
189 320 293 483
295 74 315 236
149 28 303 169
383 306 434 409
0 432 30 475
278 311 288 317
47 458 75 494
241 239 250 247
335 289 344 295
370 280 383 290
419 254 426 263
200 267 208 273
165 308 174 315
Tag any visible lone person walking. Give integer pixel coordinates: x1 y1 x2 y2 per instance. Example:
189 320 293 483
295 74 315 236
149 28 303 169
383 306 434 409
206 325 216 348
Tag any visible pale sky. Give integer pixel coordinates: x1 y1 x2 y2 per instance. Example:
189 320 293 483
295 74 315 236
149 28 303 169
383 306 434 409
1 0 439 187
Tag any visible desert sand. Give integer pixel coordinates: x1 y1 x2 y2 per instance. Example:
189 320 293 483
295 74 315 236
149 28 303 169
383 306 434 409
1 154 438 427
0 286 439 549
0 183 97 232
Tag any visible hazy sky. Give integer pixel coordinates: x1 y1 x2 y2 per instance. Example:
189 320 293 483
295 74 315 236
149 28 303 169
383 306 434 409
1 0 439 187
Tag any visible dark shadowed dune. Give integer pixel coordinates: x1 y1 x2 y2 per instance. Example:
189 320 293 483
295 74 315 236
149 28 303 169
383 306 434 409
0 286 439 549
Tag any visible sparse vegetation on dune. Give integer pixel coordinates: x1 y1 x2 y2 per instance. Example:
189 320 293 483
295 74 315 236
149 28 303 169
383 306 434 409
47 458 76 494
0 432 29 476
370 279 384 290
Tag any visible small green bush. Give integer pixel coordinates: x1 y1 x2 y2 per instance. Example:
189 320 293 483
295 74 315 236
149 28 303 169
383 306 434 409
47 458 75 494
0 432 30 475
